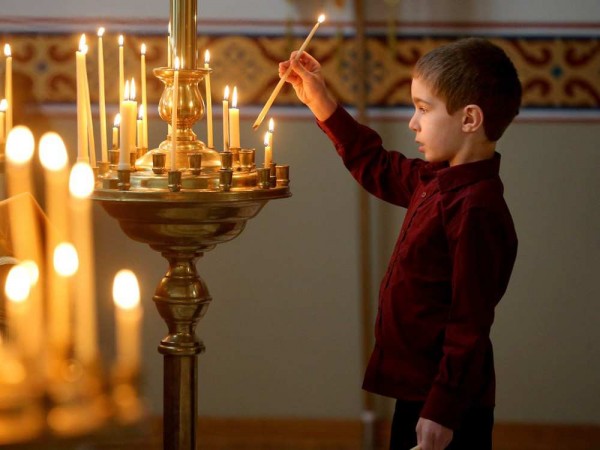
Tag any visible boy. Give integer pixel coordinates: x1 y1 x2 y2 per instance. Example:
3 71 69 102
279 38 521 450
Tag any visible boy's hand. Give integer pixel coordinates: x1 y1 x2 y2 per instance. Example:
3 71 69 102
278 51 337 121
416 417 453 450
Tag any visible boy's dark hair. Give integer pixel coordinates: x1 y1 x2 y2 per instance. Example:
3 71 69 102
413 37 522 142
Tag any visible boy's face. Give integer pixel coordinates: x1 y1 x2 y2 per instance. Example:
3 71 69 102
409 77 465 166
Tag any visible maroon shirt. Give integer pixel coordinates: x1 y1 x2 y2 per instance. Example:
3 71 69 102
318 106 517 430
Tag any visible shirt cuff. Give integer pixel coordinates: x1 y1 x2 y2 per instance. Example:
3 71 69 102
420 383 466 430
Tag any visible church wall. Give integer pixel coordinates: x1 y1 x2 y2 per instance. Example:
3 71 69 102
2 0 599 426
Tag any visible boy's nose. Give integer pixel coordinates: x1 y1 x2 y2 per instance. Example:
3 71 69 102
408 114 418 132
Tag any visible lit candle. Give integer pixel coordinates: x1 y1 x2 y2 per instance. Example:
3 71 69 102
98 27 108 162
75 35 88 162
229 86 240 149
119 80 137 170
5 263 31 352
82 44 96 168
171 56 180 170
4 44 12 133
264 131 272 168
0 99 6 144
137 105 144 150
39 132 71 358
118 35 124 107
268 118 274 152
112 269 142 372
222 85 230 151
204 50 213 148
140 43 148 149
112 113 121 149
69 162 98 366
5 126 44 361
253 14 325 130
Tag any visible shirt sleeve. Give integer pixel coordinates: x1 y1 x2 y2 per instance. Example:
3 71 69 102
317 105 423 208
420 205 517 429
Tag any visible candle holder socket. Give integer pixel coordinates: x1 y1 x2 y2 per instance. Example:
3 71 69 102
152 152 167 174
276 164 290 187
269 162 277 187
129 153 137 171
256 167 270 190
188 152 202 175
220 151 233 170
168 170 182 192
239 149 254 172
97 161 110 176
109 149 120 169
219 168 233 192
117 170 131 191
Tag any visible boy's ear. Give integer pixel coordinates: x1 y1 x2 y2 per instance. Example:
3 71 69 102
461 104 484 133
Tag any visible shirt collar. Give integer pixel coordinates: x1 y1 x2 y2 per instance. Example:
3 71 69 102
419 152 502 193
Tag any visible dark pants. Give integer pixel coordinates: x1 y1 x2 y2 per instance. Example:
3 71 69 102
389 400 494 450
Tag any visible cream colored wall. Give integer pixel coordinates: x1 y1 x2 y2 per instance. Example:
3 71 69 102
5 0 600 424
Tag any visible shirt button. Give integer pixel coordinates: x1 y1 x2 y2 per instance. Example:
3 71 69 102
421 191 427 198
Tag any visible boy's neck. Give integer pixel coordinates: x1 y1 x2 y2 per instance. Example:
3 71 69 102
449 140 496 166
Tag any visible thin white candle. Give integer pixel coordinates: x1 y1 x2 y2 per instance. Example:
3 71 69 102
75 35 88 162
264 131 272 168
69 161 98 366
118 35 124 108
204 50 213 148
112 113 121 149
119 80 137 170
4 44 12 134
112 269 142 372
98 28 108 162
5 126 44 361
229 87 240 149
137 105 144 150
140 43 148 149
171 57 180 170
253 14 325 130
0 99 6 144
82 44 96 168
39 132 71 357
268 118 274 152
222 85 229 151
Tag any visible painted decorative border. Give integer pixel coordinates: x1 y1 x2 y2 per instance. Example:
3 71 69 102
1 19 599 121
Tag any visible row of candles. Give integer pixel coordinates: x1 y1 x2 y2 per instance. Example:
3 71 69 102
2 126 143 406
74 30 277 172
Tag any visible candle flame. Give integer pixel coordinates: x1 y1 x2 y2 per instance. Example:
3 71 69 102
268 118 275 132
318 14 326 23
118 35 124 46
231 87 238 108
4 264 31 304
79 34 86 52
174 56 180 70
113 269 141 310
4 44 11 57
39 131 68 172
97 27 105 37
54 243 79 277
224 85 230 101
114 113 121 127
124 80 130 101
138 104 144 120
141 43 146 55
6 126 35 165
264 131 270 146
69 162 95 198
130 78 136 100
0 99 7 112
204 49 210 65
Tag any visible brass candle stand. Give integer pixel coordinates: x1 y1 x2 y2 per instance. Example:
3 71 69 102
92 1 290 449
